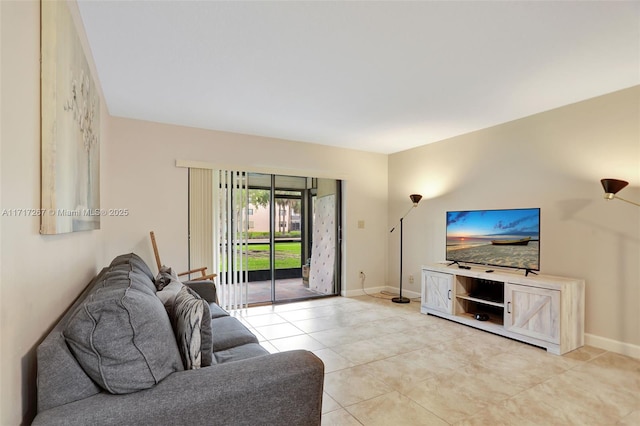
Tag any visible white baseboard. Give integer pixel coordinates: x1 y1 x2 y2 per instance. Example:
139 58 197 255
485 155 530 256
342 286 386 297
342 286 421 300
383 286 421 300
585 333 640 359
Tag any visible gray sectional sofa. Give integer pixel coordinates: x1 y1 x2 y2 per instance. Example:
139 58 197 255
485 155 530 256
33 253 324 425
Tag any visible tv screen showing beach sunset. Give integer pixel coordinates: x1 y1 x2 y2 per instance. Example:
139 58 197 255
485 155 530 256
446 208 540 271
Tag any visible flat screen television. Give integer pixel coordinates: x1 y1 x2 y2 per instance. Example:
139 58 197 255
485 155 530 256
446 208 540 272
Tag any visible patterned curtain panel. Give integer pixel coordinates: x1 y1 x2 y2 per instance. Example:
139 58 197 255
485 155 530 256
213 170 249 310
309 194 336 294
188 168 214 280
188 168 249 310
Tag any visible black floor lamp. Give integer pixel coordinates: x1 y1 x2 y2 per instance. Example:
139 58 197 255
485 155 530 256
390 194 423 304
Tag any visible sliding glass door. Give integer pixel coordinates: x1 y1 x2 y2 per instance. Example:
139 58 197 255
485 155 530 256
245 173 341 305
187 168 341 307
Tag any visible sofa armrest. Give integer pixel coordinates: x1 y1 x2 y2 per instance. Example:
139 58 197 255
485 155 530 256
33 350 324 426
184 279 217 304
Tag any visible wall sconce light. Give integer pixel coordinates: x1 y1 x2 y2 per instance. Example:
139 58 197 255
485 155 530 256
600 179 640 207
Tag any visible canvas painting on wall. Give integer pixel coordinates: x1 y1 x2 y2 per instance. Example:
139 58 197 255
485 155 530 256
41 0 100 234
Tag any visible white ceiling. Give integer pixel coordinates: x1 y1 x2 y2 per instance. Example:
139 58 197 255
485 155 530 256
77 0 640 154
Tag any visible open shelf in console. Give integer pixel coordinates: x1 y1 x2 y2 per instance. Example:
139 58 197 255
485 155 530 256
455 275 504 303
455 298 504 326
454 275 506 326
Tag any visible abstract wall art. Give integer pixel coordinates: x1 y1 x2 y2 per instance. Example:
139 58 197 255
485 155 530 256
41 0 100 234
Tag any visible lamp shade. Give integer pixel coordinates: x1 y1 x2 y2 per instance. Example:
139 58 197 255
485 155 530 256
601 179 629 197
410 194 423 206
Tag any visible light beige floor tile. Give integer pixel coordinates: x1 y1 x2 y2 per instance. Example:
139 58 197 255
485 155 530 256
310 327 364 347
430 334 506 359
270 334 325 352
361 348 445 393
295 316 344 333
233 305 275 316
365 315 425 334
253 322 304 340
618 409 640 425
321 408 362 426
258 341 279 353
278 305 342 322
403 324 460 348
312 348 354 373
324 365 392 407
499 385 617 426
331 335 400 365
243 312 287 328
524 374 630 424
322 392 341 414
272 300 318 312
413 362 527 406
547 365 640 419
474 349 567 388
572 351 640 390
405 374 492 423
561 344 607 362
506 342 582 371
333 299 377 314
453 401 529 426
347 391 448 426
339 309 396 327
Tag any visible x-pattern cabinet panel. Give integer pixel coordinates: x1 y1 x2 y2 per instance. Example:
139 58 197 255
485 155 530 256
421 270 453 314
505 283 560 344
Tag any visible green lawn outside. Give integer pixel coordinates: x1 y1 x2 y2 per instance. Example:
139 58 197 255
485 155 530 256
246 242 301 270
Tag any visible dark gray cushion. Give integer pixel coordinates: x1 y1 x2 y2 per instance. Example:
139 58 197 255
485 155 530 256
109 253 155 282
33 351 324 426
170 286 213 369
184 280 217 304
208 302 230 319
214 343 268 364
211 316 259 352
64 284 183 394
103 265 155 296
36 332 102 412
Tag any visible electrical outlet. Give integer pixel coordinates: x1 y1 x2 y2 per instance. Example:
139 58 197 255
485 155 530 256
408 274 414 283
359 271 365 279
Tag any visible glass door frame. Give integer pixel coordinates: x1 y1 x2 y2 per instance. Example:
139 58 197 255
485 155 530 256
246 173 341 305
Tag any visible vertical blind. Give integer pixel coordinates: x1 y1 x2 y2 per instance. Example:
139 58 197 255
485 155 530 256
189 168 249 310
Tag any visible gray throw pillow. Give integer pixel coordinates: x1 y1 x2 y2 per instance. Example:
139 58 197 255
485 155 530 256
171 286 213 369
64 287 184 394
155 267 184 315
154 265 176 291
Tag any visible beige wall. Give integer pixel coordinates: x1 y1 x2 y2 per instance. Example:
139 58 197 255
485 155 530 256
1 1 108 424
388 86 640 355
102 117 389 295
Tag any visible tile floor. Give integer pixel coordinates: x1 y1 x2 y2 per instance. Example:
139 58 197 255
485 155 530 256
231 295 640 425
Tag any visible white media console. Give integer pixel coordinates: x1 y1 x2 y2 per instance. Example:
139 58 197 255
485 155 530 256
421 264 585 355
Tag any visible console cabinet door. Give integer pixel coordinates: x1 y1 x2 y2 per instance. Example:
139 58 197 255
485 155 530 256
504 283 560 344
422 270 453 314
